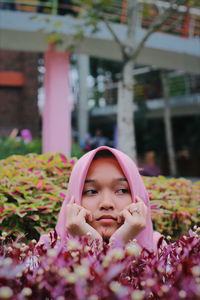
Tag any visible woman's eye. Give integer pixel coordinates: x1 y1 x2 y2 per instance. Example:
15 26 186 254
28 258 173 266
117 188 129 194
83 189 97 195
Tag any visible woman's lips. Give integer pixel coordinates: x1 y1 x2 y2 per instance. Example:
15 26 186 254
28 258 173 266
96 215 117 224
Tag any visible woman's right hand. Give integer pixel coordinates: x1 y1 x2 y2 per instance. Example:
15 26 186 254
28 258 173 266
66 196 103 241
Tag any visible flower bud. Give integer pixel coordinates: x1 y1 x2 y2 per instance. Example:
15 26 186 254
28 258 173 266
75 265 89 278
56 297 65 300
67 239 80 251
109 281 121 293
0 287 13 299
179 290 186 298
37 268 44 275
161 285 169 293
31 239 37 244
47 249 57 257
146 278 156 287
22 287 32 297
192 266 200 277
126 242 141 257
3 258 12 265
88 296 98 300
67 273 77 284
131 290 145 300
16 272 23 278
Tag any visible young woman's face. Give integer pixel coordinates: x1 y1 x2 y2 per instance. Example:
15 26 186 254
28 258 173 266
82 157 132 240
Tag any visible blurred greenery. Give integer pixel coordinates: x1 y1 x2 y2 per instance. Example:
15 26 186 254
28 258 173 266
0 138 41 160
0 138 85 160
71 142 85 158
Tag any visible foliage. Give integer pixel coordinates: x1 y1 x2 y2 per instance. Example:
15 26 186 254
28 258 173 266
0 153 199 241
71 142 85 158
0 153 76 240
143 176 200 239
0 138 85 160
0 232 199 299
0 138 41 160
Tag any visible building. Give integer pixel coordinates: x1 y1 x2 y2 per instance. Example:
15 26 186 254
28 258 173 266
0 1 200 175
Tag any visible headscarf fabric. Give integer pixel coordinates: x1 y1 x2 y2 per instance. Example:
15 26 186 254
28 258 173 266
54 146 155 251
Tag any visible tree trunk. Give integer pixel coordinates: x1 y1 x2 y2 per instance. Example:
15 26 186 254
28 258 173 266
117 59 137 161
161 71 177 177
77 54 89 145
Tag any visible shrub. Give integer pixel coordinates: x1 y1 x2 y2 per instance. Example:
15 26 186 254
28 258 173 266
0 232 199 300
0 138 41 160
143 176 200 239
0 153 199 241
0 153 76 240
0 138 84 160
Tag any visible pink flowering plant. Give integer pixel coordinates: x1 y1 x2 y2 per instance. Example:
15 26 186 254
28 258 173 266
0 153 199 240
0 153 200 299
143 176 200 239
0 229 200 300
0 153 76 240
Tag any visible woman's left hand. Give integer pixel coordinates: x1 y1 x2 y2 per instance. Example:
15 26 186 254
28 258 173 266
110 195 147 245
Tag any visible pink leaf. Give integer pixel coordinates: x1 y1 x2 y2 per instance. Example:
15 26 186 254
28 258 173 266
59 192 66 199
59 153 67 164
36 182 43 190
27 215 39 221
48 155 54 162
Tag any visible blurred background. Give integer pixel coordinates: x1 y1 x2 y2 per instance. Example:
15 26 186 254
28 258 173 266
0 0 200 178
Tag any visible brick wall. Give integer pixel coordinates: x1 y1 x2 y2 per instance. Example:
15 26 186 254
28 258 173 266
0 50 40 137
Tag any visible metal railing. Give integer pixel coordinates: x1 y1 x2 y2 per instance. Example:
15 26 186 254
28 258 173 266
88 72 200 108
0 0 200 37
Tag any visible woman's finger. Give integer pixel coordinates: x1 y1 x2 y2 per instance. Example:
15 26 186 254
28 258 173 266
117 213 124 224
78 208 93 222
120 209 132 219
135 195 143 203
135 196 147 209
69 195 75 204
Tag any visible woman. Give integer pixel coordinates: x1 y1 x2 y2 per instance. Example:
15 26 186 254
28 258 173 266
39 146 162 252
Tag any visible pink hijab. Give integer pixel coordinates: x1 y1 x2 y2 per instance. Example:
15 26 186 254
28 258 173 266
51 146 156 252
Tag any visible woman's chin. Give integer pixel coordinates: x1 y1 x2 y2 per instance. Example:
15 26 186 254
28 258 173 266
98 226 116 240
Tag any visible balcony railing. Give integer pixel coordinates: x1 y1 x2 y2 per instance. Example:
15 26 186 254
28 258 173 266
0 0 199 38
87 72 200 108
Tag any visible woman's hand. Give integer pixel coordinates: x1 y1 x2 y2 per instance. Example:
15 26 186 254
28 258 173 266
66 196 103 241
110 196 147 245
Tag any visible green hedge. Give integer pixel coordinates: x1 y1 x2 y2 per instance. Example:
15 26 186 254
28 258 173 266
0 138 41 160
0 138 85 160
0 153 199 241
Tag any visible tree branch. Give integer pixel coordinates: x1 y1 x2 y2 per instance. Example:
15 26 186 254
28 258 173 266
127 0 139 42
131 0 189 61
160 9 187 35
103 16 125 54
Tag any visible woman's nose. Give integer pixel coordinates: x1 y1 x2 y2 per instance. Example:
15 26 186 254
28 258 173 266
99 192 115 210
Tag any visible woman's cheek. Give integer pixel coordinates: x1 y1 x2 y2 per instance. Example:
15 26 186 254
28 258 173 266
117 196 132 209
82 198 97 212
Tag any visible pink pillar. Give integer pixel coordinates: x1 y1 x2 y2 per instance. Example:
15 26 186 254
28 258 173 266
42 44 72 156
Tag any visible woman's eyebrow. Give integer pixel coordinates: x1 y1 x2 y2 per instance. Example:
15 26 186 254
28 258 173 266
85 178 128 183
85 179 95 183
118 178 128 182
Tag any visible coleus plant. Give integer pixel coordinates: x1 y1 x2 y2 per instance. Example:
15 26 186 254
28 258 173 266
0 153 76 240
0 153 199 240
143 176 200 239
0 230 199 300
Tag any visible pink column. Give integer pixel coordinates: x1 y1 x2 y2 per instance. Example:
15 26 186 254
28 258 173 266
42 44 72 156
